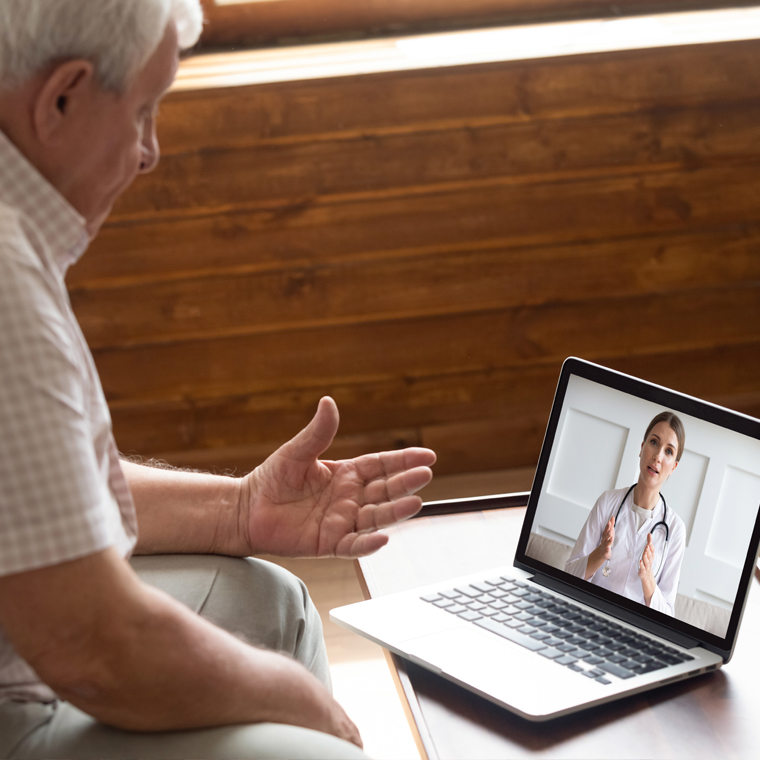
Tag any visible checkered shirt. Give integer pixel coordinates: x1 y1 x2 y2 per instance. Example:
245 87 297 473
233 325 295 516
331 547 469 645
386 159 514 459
0 129 138 703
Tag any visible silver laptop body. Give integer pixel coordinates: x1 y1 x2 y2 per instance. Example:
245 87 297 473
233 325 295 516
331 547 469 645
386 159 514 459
331 358 760 720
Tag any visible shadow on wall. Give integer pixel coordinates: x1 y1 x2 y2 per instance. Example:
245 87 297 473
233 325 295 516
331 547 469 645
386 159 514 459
526 532 730 638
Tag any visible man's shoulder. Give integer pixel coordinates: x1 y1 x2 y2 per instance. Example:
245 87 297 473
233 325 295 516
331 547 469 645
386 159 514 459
0 199 24 240
0 199 40 268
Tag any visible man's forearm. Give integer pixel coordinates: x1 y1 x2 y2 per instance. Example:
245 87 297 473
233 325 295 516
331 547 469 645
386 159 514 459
76 587 349 737
16 554 357 744
122 460 246 556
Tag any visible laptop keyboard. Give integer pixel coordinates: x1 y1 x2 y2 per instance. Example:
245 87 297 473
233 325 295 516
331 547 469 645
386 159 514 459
421 576 694 685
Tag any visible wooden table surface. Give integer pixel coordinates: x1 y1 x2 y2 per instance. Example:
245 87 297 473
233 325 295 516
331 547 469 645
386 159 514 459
356 498 760 760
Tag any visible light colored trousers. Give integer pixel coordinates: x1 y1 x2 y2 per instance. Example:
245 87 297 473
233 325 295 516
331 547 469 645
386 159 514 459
0 555 367 759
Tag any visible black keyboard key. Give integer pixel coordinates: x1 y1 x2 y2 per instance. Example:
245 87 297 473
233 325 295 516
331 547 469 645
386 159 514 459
474 617 548 651
581 669 598 678
556 655 578 665
538 647 564 660
583 655 604 665
568 663 584 672
599 661 635 679
558 643 576 653
596 677 612 685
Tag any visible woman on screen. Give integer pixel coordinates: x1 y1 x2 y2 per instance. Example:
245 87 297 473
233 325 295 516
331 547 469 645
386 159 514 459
564 411 687 616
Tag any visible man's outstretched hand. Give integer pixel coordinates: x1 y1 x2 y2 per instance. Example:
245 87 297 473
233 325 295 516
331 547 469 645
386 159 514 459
238 397 436 558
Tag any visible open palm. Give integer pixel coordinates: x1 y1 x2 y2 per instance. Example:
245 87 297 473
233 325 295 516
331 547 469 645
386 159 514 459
239 398 436 558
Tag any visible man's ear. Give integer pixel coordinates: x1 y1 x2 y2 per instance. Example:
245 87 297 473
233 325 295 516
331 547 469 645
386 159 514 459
32 60 96 144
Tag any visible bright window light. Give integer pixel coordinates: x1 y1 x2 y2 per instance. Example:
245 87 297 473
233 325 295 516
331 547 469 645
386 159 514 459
396 7 760 64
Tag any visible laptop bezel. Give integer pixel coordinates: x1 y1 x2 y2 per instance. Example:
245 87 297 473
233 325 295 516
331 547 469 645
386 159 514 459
514 357 760 662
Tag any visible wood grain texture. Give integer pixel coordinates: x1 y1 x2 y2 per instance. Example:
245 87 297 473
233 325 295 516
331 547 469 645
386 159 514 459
69 39 760 476
197 0 753 48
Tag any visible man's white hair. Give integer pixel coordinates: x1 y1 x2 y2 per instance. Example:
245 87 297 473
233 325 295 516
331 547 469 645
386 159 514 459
0 0 203 92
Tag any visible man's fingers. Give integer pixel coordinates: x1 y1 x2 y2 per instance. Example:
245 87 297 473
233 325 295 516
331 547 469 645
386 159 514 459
363 466 433 504
355 495 423 533
334 530 390 558
354 447 436 482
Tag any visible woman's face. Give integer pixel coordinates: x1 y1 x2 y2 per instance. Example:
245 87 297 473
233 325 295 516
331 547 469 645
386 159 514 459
639 421 679 488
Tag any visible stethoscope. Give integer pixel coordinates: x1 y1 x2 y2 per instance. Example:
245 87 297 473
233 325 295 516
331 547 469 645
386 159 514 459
602 484 669 578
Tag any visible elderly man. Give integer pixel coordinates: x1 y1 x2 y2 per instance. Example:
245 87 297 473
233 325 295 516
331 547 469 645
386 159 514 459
0 1 436 757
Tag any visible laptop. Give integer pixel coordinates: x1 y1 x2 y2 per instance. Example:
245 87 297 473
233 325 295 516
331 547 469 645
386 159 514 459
330 357 760 720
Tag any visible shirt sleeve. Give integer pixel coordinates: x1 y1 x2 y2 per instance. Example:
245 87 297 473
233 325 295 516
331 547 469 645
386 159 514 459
565 492 610 579
0 215 115 576
647 514 686 616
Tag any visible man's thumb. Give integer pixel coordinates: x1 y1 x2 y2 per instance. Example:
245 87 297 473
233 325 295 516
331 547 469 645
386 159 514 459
282 397 340 462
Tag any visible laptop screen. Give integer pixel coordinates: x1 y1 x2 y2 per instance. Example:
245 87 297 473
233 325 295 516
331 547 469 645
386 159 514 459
518 358 760 653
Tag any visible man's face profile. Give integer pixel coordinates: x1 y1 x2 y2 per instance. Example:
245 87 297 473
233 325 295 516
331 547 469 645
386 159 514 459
64 23 178 237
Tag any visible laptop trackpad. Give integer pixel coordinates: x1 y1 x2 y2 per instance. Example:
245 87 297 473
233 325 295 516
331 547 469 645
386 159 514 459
400 625 587 716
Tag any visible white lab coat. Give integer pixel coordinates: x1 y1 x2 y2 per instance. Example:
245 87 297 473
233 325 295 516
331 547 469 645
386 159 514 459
564 487 686 616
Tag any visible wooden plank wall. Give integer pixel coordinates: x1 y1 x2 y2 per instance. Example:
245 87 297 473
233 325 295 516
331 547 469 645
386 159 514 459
67 40 760 477
197 0 752 48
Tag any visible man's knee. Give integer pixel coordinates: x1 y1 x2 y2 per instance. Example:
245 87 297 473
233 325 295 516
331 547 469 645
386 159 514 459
131 555 325 670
